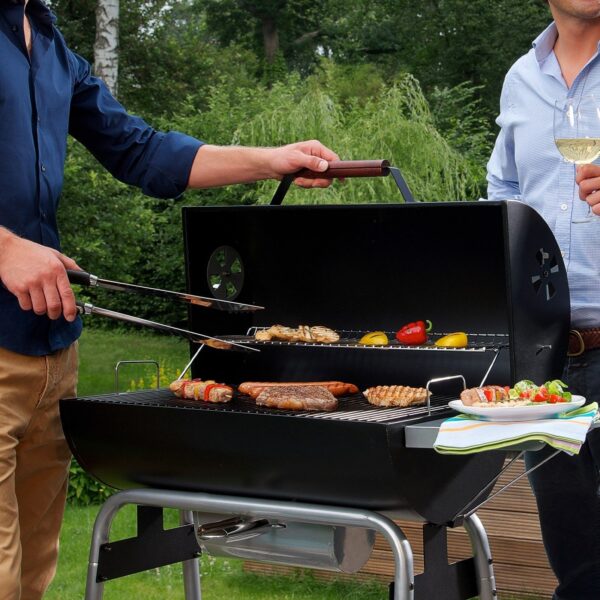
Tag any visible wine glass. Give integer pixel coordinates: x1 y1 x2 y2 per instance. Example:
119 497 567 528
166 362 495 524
554 95 600 223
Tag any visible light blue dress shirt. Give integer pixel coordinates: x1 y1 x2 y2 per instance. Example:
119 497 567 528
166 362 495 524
487 22 600 328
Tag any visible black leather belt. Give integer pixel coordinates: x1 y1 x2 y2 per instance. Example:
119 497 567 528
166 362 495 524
568 328 600 356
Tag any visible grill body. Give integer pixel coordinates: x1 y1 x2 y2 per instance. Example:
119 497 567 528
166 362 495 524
61 390 505 524
61 201 570 526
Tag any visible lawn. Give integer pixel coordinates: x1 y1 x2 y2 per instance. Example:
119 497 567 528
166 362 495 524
76 326 190 396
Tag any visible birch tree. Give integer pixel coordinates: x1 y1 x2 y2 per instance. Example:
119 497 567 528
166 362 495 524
94 0 120 96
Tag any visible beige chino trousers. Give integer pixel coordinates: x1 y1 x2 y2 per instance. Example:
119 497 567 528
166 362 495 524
0 343 77 600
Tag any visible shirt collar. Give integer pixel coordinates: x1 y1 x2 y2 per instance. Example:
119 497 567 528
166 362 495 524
2 0 55 28
532 20 600 64
532 22 558 64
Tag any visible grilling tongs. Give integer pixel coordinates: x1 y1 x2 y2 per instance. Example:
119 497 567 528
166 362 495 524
68 269 261 353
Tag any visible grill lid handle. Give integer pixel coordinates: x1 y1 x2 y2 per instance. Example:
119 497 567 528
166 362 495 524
270 159 415 205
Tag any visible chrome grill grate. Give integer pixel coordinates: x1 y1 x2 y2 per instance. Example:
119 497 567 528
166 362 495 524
74 388 454 424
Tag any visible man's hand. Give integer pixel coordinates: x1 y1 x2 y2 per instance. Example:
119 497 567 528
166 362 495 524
0 229 80 321
187 141 340 189
267 140 340 188
576 164 600 215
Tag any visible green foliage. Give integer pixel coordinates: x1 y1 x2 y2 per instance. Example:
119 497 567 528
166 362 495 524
58 141 154 277
67 460 112 506
322 0 551 121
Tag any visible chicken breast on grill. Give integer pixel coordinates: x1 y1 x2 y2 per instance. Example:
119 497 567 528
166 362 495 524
255 325 340 344
363 385 429 408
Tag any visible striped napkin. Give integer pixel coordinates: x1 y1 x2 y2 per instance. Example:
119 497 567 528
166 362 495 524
434 403 598 455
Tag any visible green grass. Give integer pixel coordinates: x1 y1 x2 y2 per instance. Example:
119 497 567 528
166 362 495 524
77 327 190 396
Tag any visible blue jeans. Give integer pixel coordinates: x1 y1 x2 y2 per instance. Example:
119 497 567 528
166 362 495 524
525 349 600 600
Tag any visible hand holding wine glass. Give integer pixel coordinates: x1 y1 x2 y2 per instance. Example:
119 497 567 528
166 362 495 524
554 95 600 222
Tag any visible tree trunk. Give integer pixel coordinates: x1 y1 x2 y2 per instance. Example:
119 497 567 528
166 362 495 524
262 16 279 65
94 0 119 96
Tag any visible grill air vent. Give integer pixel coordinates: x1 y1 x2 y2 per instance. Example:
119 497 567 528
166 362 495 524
531 248 560 300
207 246 244 300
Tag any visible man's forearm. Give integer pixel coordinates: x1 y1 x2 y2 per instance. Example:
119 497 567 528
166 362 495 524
187 145 276 188
186 140 334 189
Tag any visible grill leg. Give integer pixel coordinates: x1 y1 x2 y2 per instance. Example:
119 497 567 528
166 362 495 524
180 510 202 600
463 513 497 600
85 496 125 600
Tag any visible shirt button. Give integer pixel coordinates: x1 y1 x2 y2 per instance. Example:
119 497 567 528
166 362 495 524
560 203 568 211
40 164 46 172
41 211 47 220
11 25 18 33
561 250 566 257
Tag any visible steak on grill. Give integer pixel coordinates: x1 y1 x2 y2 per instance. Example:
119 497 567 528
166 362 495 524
255 385 338 411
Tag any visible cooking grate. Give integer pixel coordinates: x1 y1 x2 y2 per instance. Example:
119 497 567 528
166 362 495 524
76 388 454 423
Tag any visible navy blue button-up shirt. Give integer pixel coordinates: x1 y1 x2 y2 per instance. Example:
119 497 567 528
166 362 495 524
0 0 203 356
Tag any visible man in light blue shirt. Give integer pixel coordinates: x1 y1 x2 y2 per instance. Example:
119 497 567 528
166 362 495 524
487 1 600 598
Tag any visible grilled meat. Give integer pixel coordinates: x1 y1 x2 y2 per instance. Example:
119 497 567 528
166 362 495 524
255 385 338 411
255 325 340 344
363 385 429 408
460 386 510 406
239 381 358 398
170 379 233 403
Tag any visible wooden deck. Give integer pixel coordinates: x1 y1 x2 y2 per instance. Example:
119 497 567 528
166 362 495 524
244 459 555 599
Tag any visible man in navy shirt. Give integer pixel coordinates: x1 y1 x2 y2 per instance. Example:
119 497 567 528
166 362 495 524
0 1 338 597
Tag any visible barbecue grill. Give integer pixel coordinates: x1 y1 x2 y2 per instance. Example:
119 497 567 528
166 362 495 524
60 162 571 600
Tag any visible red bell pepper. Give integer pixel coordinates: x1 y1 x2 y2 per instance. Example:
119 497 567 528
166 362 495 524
395 320 432 345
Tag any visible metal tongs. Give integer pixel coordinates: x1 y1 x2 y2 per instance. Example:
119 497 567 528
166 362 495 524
69 270 260 353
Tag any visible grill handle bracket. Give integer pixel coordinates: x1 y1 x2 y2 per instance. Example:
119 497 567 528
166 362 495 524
425 375 466 415
270 160 415 205
114 360 159 394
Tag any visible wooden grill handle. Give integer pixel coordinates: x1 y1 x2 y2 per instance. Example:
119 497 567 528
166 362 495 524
270 159 415 205
295 159 390 180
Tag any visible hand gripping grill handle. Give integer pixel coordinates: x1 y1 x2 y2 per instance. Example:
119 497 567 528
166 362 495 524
270 159 415 205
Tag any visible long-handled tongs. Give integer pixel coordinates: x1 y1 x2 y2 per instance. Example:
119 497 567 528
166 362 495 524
69 269 260 353
75 301 257 352
67 270 264 313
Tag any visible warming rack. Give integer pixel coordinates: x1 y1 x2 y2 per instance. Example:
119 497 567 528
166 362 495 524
222 329 510 353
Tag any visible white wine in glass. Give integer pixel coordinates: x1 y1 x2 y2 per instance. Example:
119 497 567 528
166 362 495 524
554 95 600 222
554 137 600 164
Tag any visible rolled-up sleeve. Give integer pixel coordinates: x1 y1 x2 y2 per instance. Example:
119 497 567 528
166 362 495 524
486 75 521 201
67 51 203 199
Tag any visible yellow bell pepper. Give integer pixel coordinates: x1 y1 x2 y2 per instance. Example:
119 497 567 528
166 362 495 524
359 331 389 345
434 332 468 348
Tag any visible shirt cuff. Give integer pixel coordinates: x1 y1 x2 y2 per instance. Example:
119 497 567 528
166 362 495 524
142 132 204 199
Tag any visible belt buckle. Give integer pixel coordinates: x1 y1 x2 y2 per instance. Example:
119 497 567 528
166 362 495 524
568 329 585 357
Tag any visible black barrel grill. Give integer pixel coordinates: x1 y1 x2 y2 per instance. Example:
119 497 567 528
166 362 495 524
60 200 570 527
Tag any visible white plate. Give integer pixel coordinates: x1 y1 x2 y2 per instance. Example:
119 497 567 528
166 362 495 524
448 395 586 421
